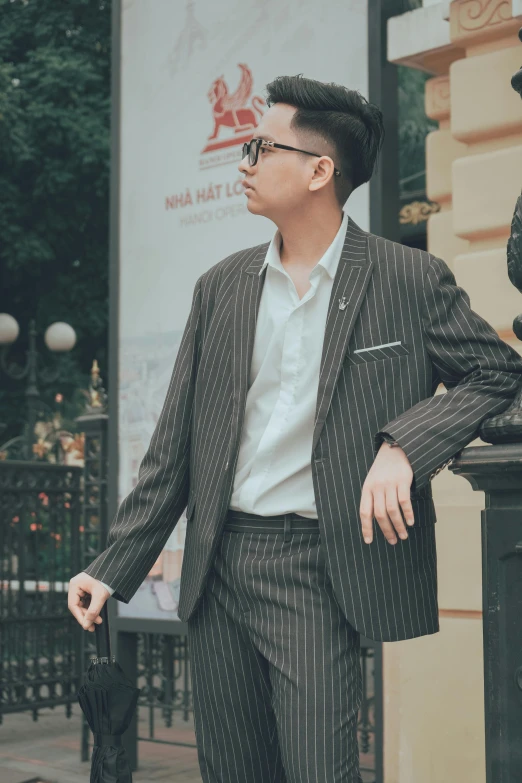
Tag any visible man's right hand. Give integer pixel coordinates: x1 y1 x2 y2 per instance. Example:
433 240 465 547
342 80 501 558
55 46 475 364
68 572 110 632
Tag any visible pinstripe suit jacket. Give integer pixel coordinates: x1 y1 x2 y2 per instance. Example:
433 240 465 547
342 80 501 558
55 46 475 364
83 217 522 641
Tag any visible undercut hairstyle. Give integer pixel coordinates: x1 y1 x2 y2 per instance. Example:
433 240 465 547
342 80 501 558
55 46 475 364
264 74 385 208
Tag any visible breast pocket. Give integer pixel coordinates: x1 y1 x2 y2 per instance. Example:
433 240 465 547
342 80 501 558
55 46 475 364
345 340 411 366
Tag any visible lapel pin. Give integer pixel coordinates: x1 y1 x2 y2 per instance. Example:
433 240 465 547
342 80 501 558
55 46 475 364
339 296 348 310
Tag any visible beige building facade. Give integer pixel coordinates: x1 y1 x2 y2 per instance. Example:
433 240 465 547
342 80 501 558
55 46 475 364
384 1 522 780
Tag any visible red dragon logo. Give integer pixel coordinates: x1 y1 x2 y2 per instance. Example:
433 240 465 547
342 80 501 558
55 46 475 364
202 63 266 154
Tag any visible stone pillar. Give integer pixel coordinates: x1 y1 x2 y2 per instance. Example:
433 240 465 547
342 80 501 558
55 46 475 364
448 0 522 335
425 73 470 265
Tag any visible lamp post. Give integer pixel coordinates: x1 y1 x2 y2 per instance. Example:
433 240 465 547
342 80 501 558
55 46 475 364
0 314 77 461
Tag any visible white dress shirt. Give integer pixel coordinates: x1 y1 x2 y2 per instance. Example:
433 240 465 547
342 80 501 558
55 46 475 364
229 210 349 518
97 210 349 594
99 580 115 595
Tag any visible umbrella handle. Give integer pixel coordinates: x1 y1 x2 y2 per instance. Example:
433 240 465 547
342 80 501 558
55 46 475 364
94 600 112 660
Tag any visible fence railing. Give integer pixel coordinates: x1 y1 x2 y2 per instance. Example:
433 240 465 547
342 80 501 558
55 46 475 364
0 460 83 722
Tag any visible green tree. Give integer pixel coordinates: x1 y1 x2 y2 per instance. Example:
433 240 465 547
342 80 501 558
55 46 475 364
0 0 111 444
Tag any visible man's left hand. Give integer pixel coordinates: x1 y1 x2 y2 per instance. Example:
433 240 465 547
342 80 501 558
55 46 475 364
359 442 415 545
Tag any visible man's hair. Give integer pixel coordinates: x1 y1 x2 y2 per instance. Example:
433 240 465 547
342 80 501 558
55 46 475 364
264 74 385 207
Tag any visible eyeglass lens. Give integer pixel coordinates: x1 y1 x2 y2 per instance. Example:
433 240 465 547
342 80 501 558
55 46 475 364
242 140 258 166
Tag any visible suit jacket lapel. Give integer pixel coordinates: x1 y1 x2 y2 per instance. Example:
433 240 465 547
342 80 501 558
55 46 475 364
311 219 374 453
229 243 269 455
230 217 374 459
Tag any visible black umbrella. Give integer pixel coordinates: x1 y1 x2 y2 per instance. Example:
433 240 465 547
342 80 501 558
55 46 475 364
77 600 141 782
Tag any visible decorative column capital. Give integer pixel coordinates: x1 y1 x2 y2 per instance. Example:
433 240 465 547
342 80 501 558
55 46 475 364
450 441 522 490
450 0 520 46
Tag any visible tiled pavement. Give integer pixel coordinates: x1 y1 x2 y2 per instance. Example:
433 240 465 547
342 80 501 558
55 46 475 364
0 707 203 783
0 707 376 782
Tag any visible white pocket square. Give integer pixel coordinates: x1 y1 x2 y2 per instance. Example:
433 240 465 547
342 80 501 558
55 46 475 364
353 340 402 354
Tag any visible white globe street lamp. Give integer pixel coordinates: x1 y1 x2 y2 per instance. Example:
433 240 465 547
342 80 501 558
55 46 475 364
0 313 20 345
0 315 77 460
45 321 77 352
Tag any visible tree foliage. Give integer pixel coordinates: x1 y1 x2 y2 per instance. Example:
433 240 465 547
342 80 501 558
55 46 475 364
0 0 111 443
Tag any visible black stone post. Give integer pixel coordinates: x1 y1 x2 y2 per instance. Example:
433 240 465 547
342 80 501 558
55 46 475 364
449 444 522 782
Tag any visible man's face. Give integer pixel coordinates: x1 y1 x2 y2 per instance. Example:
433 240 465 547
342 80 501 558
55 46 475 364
238 103 327 220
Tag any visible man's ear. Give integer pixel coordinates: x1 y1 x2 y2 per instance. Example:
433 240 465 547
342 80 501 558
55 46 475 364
309 156 336 193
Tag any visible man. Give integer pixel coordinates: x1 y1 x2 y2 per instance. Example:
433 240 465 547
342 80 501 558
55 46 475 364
68 74 522 782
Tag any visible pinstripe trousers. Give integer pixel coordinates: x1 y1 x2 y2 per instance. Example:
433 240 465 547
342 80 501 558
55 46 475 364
187 511 364 783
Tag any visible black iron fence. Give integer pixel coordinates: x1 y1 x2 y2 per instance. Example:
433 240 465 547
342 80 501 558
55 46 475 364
0 460 83 722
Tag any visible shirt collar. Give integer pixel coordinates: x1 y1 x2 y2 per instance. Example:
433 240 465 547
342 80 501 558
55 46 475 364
258 211 349 280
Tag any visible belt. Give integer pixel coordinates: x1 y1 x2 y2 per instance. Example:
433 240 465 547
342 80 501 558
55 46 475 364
224 510 320 544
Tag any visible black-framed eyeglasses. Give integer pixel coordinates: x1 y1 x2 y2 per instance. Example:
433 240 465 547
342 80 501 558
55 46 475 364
242 138 342 177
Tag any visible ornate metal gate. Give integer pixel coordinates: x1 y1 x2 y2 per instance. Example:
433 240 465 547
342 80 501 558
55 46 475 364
0 461 83 722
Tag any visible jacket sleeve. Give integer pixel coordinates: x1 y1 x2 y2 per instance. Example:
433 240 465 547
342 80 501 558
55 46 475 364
374 254 522 492
82 274 203 603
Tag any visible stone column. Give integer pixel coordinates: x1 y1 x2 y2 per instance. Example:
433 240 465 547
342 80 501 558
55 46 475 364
448 0 522 335
425 73 470 264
